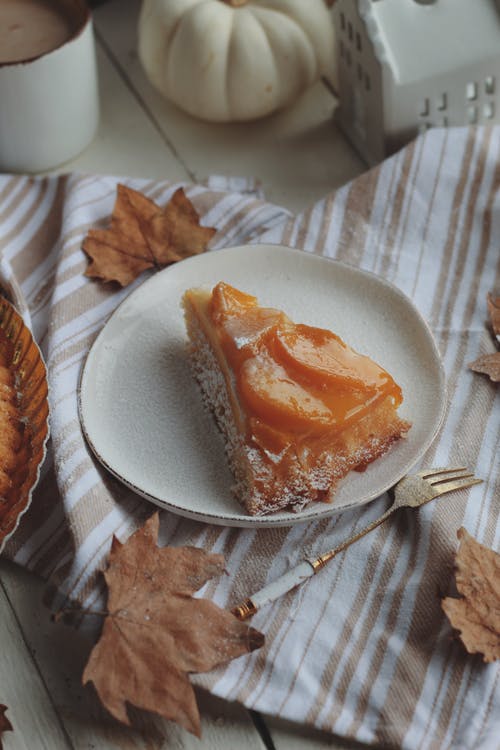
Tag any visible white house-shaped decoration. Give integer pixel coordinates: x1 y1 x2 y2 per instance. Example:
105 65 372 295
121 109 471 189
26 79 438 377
333 0 500 165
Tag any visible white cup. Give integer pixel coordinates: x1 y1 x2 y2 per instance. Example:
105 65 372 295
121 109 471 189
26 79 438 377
0 0 99 173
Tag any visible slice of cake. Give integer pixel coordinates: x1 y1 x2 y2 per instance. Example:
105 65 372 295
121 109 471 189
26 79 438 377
183 282 411 516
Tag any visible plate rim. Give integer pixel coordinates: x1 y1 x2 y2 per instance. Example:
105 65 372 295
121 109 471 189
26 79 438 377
78 243 447 528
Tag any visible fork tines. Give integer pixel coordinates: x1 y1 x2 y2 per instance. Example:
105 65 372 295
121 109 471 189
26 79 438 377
419 466 483 494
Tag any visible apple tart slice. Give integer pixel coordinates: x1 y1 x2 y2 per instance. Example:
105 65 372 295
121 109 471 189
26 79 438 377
183 282 410 516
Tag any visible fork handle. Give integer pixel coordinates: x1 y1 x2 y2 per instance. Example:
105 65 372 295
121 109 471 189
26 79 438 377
231 506 396 621
231 560 315 620
313 506 395 570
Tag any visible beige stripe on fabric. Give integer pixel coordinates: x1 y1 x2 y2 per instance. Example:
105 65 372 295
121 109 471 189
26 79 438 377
27 524 74 581
0 179 51 253
48 276 122 336
459 137 500 333
408 130 450 298
477 429 500 549
377 141 416 278
9 178 67 285
440 129 492 340
279 214 297 248
335 166 380 266
467 670 500 749
49 327 104 384
293 199 316 251
313 194 336 255
0 177 19 209
370 152 399 272
429 128 479 329
0 177 36 224
207 197 271 245
386 133 427 284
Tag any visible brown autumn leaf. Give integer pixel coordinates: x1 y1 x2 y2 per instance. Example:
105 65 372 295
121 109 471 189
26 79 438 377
82 185 216 286
468 352 500 383
442 527 500 663
0 705 13 748
82 513 264 736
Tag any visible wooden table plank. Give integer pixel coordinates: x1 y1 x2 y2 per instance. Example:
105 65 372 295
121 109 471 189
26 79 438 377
0 571 72 750
91 0 365 213
1 560 267 750
63 41 190 183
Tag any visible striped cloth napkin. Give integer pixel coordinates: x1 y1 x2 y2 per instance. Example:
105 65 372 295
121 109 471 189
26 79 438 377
1 125 499 749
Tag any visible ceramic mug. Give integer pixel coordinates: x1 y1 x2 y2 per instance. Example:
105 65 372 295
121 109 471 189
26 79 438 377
0 0 99 173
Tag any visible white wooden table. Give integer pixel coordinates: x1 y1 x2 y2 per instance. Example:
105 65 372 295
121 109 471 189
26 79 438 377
0 1 367 747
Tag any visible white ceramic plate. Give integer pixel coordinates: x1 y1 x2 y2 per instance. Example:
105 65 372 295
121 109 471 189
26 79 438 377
79 244 446 528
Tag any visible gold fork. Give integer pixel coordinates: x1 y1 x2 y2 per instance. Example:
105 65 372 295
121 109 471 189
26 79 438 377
231 467 482 621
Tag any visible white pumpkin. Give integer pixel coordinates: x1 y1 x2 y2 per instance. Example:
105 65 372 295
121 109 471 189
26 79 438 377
138 0 335 122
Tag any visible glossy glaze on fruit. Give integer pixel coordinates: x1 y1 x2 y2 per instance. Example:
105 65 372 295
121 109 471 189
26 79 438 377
208 282 403 449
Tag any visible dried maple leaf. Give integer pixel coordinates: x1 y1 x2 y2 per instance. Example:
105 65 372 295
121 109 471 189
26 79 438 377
82 185 216 286
468 352 500 383
442 527 500 663
82 513 264 736
0 705 12 748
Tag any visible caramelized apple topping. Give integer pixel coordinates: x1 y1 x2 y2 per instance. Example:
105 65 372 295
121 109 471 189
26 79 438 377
208 282 403 442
